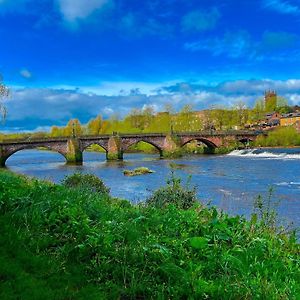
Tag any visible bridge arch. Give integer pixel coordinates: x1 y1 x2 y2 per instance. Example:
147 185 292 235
2 145 67 166
122 139 163 156
181 138 217 149
81 142 108 153
238 137 253 145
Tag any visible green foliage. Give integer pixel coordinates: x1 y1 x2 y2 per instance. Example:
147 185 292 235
127 141 159 153
61 172 110 195
254 126 300 147
87 115 102 135
253 187 280 230
64 119 82 137
145 172 197 209
0 170 299 299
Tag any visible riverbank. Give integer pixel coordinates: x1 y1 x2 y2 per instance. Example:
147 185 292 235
0 169 299 299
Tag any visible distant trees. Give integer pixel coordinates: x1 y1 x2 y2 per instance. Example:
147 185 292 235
234 101 249 128
173 104 202 132
50 126 61 137
250 98 265 123
126 106 155 131
41 92 296 139
64 119 82 136
276 97 291 114
87 115 102 135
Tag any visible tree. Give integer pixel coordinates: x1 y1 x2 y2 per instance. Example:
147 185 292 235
233 101 249 128
210 105 227 130
276 97 291 114
64 119 82 137
126 107 154 131
202 109 214 130
127 108 143 130
50 126 62 137
175 104 196 132
163 102 174 132
163 102 175 115
0 75 10 122
250 98 265 122
87 115 103 135
142 105 155 129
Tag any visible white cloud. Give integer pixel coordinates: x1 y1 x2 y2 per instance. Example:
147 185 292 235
53 80 180 96
2 79 300 131
262 0 300 15
56 0 111 23
20 69 32 79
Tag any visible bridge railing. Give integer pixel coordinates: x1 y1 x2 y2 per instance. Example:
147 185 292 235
0 136 70 144
0 130 261 144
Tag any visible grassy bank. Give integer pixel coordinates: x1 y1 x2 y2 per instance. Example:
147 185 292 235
0 170 299 299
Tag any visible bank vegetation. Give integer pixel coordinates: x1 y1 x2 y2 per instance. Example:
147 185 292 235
0 171 299 299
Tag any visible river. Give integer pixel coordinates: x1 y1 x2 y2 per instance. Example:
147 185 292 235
5 148 300 231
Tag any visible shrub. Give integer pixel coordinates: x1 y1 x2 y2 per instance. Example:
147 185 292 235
145 172 197 209
254 126 300 147
61 172 110 195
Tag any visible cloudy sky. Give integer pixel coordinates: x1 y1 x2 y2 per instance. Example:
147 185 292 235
1 0 300 131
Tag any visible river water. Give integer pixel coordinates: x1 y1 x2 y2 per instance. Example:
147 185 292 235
5 148 300 231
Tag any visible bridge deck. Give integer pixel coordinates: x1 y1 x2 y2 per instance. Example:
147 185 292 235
0 130 260 145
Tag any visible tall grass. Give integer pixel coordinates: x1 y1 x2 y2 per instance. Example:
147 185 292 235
0 170 299 299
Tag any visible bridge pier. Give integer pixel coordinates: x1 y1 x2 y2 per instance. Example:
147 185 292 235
161 135 182 158
0 147 7 167
65 138 83 164
107 136 123 160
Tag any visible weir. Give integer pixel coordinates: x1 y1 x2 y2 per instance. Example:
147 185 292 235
0 131 260 167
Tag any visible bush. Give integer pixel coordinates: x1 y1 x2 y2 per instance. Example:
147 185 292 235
254 126 300 147
145 172 197 209
61 172 110 195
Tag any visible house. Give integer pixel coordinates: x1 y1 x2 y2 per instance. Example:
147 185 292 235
280 112 300 126
264 112 281 127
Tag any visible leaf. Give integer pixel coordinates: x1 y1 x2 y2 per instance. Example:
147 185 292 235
190 237 209 249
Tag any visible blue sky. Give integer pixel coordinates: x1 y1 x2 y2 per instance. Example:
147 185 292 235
1 0 300 131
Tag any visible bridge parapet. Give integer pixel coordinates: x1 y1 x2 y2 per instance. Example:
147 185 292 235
0 131 261 166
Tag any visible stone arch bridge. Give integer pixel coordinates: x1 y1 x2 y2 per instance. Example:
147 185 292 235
0 131 260 166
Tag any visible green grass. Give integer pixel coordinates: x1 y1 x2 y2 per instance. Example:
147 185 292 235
0 170 299 299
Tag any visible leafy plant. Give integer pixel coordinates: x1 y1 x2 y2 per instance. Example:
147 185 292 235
145 172 197 209
252 187 280 230
61 172 110 195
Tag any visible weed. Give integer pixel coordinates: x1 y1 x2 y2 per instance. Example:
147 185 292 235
253 187 280 230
